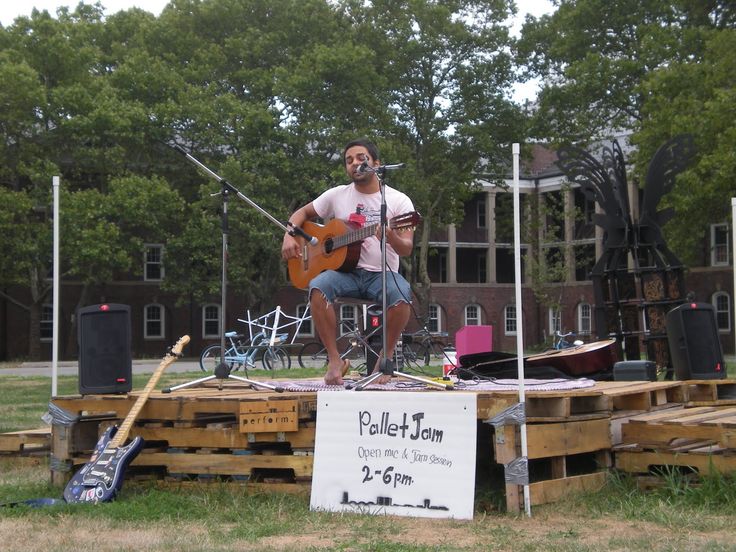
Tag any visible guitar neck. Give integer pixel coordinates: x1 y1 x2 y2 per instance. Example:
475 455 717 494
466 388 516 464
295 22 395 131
109 359 173 448
108 336 189 449
330 222 379 250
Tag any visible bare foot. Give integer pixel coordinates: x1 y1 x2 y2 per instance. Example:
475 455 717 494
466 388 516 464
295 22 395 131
371 357 392 385
371 372 392 385
324 360 348 385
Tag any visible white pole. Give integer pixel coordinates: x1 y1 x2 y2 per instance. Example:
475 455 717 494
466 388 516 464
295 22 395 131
732 198 736 361
52 176 60 397
512 143 531 516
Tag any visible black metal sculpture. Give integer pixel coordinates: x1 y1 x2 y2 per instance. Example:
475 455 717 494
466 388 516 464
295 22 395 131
557 135 696 374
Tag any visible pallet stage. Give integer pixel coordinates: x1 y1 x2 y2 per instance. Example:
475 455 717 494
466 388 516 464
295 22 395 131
42 378 735 513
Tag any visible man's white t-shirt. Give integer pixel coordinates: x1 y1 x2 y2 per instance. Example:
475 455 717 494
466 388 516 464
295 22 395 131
311 183 414 272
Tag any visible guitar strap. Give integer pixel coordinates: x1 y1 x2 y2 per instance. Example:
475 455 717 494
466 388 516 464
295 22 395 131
0 497 66 508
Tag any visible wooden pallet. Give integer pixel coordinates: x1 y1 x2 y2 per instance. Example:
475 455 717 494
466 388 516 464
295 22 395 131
0 427 51 455
495 418 612 511
594 381 686 412
46 379 701 508
620 406 736 449
682 380 736 406
615 405 736 476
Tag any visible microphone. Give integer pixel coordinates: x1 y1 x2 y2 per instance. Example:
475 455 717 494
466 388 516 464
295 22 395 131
288 222 318 246
356 160 372 175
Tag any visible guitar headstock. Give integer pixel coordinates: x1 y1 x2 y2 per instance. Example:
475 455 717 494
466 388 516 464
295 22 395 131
168 335 190 358
390 211 421 231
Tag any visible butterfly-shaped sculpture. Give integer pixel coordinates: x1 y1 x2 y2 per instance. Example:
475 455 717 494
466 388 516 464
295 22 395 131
557 134 695 276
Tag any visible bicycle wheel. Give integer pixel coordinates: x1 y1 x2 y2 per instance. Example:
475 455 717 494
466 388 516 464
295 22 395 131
425 340 446 365
298 342 328 369
262 347 291 370
200 345 225 372
402 341 425 368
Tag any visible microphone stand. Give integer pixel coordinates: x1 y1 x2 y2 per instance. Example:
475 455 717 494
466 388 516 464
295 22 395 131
348 165 452 391
163 145 312 393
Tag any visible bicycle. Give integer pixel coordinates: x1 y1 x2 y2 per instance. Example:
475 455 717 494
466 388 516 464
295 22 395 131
401 329 448 368
553 330 584 350
298 319 381 370
199 330 291 372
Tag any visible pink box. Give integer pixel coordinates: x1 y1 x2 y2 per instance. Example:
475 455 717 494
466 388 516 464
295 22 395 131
455 325 493 358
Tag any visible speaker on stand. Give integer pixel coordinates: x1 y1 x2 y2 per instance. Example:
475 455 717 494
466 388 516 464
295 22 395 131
666 302 725 380
77 303 133 394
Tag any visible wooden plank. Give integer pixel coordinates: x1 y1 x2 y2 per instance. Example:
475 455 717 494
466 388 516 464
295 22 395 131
476 395 517 421
0 428 51 453
239 400 299 433
526 419 611 459
130 425 315 449
132 451 314 477
525 394 611 421
529 472 607 506
621 423 736 449
615 450 736 474
684 380 736 404
625 406 710 424
611 392 652 412
663 410 736 424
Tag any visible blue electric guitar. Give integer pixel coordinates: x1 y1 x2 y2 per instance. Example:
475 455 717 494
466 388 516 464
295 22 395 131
63 335 189 503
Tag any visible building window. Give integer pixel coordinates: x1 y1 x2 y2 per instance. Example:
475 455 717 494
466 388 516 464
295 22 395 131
296 304 312 336
439 250 447 283
477 198 487 228
427 304 441 333
504 305 517 335
477 253 487 283
40 304 53 341
578 303 592 335
548 307 561 336
713 292 731 333
711 224 730 266
202 304 220 338
340 304 357 332
144 244 164 281
144 304 165 339
464 304 481 326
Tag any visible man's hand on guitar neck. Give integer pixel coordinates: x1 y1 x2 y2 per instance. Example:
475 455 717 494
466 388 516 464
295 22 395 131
375 224 414 257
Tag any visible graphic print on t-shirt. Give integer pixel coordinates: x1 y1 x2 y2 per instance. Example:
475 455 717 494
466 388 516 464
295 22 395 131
348 204 367 227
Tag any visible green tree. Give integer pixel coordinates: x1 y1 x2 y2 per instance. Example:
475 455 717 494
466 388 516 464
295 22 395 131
634 28 736 267
339 0 523 314
0 188 51 359
518 0 735 264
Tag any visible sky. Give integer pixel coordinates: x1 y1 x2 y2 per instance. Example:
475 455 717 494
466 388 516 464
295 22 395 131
0 0 554 102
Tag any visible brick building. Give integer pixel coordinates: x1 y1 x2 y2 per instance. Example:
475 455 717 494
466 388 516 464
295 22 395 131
2 144 733 361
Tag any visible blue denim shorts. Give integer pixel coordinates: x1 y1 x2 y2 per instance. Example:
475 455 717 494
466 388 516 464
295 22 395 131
309 268 412 307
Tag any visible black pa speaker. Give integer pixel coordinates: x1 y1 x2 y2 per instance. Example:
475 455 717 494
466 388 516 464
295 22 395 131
666 302 725 380
77 303 132 394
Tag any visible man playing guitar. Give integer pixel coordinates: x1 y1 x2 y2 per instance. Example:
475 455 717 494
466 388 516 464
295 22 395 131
281 138 415 385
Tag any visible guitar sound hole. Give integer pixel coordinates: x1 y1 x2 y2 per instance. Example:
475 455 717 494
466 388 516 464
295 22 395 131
324 238 334 254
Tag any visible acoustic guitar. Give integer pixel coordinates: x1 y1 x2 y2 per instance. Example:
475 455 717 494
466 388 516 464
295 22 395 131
287 211 421 289
63 335 189 504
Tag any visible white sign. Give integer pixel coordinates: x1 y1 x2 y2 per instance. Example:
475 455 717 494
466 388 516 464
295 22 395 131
310 391 477 519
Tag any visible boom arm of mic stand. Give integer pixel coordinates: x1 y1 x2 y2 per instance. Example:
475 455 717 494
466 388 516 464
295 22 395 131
172 144 316 243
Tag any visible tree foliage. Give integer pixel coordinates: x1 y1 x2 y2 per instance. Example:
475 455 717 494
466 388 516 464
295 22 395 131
518 0 735 265
0 0 525 357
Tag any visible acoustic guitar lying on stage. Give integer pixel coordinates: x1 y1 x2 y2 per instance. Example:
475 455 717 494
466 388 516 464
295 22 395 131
63 335 189 504
287 211 421 290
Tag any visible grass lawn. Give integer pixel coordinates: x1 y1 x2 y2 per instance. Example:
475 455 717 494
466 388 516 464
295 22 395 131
1 367 736 550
